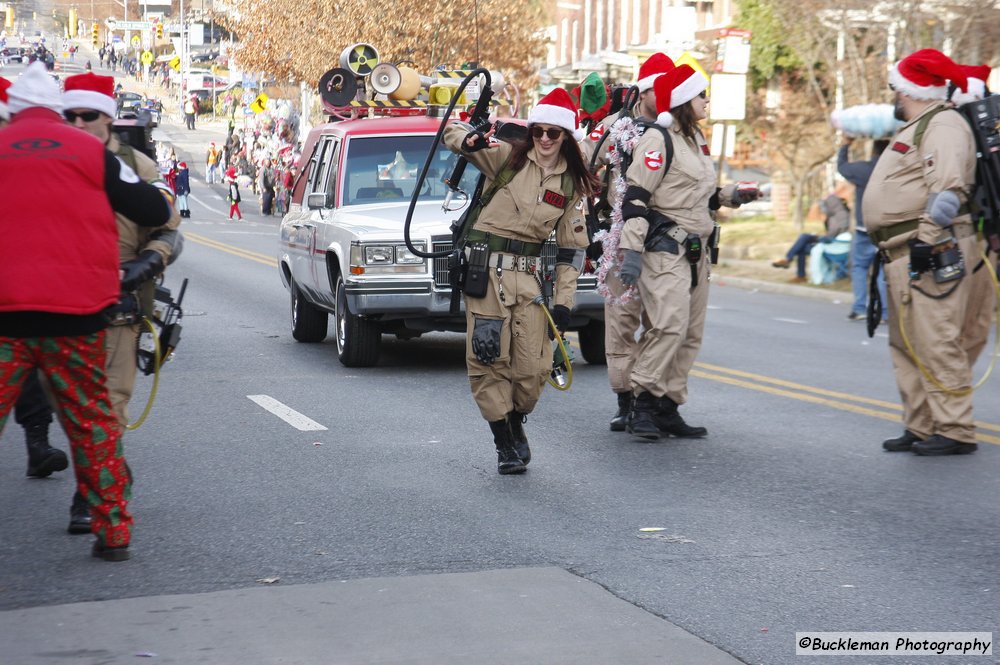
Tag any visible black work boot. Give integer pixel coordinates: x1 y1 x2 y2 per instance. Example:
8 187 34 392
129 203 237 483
68 491 93 535
488 419 526 475
610 392 632 432
92 540 131 562
507 411 530 466
24 423 68 478
882 430 923 452
654 396 708 438
627 392 661 441
912 434 978 456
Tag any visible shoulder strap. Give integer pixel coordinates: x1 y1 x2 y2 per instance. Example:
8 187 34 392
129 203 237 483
479 155 515 208
913 105 952 150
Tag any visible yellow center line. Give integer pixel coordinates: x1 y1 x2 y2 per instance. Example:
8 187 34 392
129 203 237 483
691 369 1000 446
186 232 278 267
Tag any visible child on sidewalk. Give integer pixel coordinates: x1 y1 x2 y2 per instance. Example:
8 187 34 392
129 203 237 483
226 167 243 220
175 162 191 218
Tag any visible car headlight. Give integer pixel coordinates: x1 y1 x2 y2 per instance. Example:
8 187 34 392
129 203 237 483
395 245 424 264
364 245 394 264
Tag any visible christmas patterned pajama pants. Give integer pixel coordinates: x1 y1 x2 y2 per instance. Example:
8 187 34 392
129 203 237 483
0 334 133 547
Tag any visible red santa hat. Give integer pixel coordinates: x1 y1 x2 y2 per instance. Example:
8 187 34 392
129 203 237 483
225 166 238 181
178 161 188 169
0 76 10 121
62 72 118 117
952 64 991 105
653 65 709 128
527 87 584 141
637 52 675 93
889 49 967 101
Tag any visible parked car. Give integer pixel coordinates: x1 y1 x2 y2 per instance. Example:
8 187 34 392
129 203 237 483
115 91 145 116
1 47 27 63
277 115 606 367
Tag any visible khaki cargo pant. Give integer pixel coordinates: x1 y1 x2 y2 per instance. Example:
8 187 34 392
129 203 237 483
630 249 709 403
604 269 643 394
465 265 550 423
961 239 996 366
105 323 140 429
884 233 981 442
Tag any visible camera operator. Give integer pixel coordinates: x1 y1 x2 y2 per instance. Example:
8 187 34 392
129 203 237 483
0 63 174 561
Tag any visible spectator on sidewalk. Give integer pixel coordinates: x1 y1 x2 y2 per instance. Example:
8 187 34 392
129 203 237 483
183 96 196 130
838 136 889 320
258 158 276 215
772 194 851 282
226 167 243 220
206 142 221 183
175 162 191 217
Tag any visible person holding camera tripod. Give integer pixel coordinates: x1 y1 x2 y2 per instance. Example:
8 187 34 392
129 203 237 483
616 66 756 441
863 49 981 456
60 72 183 529
443 88 598 474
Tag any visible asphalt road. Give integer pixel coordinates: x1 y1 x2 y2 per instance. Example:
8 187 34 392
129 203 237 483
2 58 1000 665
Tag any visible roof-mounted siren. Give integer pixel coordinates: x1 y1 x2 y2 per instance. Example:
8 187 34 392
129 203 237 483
340 43 380 78
318 67 359 109
370 62 402 96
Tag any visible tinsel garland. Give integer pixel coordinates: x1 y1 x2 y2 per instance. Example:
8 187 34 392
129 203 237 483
595 116 645 305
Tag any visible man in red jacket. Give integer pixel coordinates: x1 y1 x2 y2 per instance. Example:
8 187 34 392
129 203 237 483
0 63 173 561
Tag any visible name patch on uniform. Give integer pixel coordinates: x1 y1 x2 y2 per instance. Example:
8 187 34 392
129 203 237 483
700 144 710 156
644 150 664 170
892 141 910 154
543 189 567 208
589 126 605 141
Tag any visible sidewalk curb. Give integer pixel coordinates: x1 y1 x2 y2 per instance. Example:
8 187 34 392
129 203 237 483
712 275 849 304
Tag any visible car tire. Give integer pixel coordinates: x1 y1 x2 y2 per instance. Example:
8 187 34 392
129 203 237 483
577 319 606 365
335 275 381 367
290 279 328 343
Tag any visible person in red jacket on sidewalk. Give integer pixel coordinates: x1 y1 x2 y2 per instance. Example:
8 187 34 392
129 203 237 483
0 63 173 562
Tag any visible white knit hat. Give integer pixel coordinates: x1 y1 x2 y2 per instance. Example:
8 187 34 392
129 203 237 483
653 65 709 128
527 87 584 141
63 72 118 118
0 76 10 121
8 62 64 115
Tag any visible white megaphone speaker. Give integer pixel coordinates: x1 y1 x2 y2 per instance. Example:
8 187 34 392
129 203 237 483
340 43 379 77
370 63 402 96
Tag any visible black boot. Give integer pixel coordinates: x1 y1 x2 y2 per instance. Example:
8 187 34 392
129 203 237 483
627 392 661 441
654 396 708 438
488 419 526 475
912 434 978 456
25 423 68 478
882 430 922 452
610 392 631 432
68 491 93 535
507 411 530 465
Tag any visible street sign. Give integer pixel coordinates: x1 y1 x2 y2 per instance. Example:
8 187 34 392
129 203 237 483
169 55 181 71
140 50 153 65
708 73 747 122
114 20 152 31
715 28 752 75
674 52 710 86
249 93 269 114
131 35 140 47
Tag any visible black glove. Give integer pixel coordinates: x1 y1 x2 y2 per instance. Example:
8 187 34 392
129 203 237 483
464 129 491 153
586 240 604 261
619 249 642 286
471 317 503 365
548 304 571 340
120 250 165 292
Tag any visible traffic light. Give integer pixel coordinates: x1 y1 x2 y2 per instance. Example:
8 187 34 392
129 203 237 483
155 23 163 39
91 23 99 46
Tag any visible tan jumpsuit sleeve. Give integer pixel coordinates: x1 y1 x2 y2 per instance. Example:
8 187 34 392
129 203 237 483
443 122 511 180
916 119 974 244
553 193 590 310
619 130 667 252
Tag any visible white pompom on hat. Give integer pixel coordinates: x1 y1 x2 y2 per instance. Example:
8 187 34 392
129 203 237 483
636 52 675 93
7 61 63 115
653 65 709 128
889 48 968 101
951 64 991 106
62 72 118 118
0 76 10 121
528 87 584 141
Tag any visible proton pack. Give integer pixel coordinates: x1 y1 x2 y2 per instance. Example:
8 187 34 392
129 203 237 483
957 94 1000 259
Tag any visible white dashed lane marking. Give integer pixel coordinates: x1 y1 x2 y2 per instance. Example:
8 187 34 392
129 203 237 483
247 395 328 431
772 317 808 325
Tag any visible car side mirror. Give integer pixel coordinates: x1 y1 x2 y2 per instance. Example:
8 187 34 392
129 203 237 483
307 192 333 209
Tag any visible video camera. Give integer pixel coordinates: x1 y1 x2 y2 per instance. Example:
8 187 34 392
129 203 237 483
112 115 156 161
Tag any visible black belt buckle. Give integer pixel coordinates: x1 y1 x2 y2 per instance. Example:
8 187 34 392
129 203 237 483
506 239 525 255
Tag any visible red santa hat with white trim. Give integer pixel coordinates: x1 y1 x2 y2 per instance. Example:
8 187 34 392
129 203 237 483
0 76 10 121
951 64 991 106
62 72 118 118
888 49 967 101
527 87 584 141
654 64 709 128
637 52 675 93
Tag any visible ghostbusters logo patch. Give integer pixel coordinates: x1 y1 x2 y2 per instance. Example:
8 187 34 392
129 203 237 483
891 141 910 154
542 189 567 208
589 125 605 141
644 150 664 170
923 153 935 170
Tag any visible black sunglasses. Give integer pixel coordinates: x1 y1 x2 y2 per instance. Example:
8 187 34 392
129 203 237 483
64 110 102 122
530 126 564 140
698 91 707 99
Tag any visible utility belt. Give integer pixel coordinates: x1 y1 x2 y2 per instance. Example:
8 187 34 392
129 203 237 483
878 221 976 264
464 229 543 257
465 248 540 273
644 212 721 265
870 205 971 245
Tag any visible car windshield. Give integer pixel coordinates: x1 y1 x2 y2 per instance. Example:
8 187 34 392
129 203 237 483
341 135 482 207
